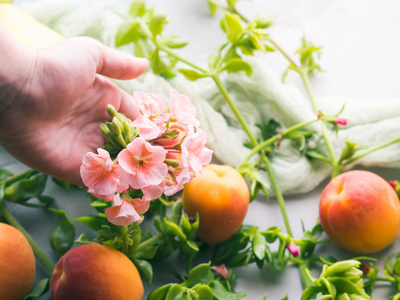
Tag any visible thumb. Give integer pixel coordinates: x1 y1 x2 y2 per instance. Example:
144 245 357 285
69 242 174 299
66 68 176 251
79 37 149 80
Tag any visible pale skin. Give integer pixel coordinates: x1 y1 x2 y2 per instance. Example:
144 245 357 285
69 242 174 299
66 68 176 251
0 26 148 185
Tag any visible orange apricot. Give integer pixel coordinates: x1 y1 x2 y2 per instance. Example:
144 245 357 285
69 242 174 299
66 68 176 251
319 170 400 254
50 244 143 300
182 164 250 245
0 222 36 300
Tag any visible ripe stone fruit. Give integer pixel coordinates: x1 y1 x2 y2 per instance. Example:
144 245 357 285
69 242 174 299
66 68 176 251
319 170 400 254
0 222 35 300
182 164 250 245
50 244 144 300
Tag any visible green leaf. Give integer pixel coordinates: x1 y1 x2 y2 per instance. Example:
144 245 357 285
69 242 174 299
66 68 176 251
220 58 252 76
159 35 188 49
208 0 219 16
220 13 243 44
186 263 213 287
301 286 319 300
74 233 96 245
210 280 247 300
4 174 47 203
134 245 158 260
151 50 177 75
150 12 169 37
135 37 155 58
0 168 13 181
339 141 358 163
149 284 173 300
178 69 210 81
128 0 147 17
48 208 76 258
248 32 265 52
393 258 400 276
74 215 107 232
132 257 153 285
254 13 276 28
194 284 214 299
164 218 187 241
252 232 266 260
165 284 186 300
208 43 227 69
115 20 139 47
23 278 50 300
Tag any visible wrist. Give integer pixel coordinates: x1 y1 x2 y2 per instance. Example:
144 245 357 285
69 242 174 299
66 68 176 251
0 25 36 126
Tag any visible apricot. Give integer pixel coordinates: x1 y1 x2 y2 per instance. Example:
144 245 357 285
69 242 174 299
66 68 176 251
182 164 250 245
50 244 144 300
0 222 35 300
319 170 400 254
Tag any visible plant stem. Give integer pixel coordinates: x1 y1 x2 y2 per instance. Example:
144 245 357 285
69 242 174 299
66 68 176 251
135 232 164 253
262 154 292 236
1 169 39 186
240 119 318 164
0 202 55 275
267 37 301 71
212 74 259 146
299 69 338 177
343 136 400 166
157 43 208 73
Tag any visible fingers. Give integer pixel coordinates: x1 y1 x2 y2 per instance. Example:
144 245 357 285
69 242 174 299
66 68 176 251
93 41 149 80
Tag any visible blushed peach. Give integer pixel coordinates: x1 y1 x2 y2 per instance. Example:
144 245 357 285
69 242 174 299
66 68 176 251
319 170 400 254
50 244 143 300
182 164 250 245
0 222 35 300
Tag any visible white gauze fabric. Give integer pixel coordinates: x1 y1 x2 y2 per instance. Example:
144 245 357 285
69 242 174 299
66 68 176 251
21 0 400 195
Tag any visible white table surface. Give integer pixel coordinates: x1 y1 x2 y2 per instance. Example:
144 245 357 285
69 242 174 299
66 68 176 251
3 0 400 299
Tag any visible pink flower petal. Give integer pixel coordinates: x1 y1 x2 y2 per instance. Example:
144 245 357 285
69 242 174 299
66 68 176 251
105 200 142 226
168 89 200 126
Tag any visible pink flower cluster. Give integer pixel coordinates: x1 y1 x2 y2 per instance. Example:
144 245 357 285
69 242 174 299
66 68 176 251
80 89 213 226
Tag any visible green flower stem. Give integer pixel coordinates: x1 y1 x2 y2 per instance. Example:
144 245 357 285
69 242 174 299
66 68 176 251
240 119 318 164
134 232 164 253
211 74 259 146
266 37 301 71
299 69 339 176
1 169 39 186
262 154 292 237
343 136 400 167
0 202 55 275
298 260 314 289
157 43 208 73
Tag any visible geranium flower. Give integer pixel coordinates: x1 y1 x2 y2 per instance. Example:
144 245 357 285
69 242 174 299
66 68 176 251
168 89 200 126
105 193 149 226
180 129 213 173
80 148 129 196
131 91 167 139
117 137 168 190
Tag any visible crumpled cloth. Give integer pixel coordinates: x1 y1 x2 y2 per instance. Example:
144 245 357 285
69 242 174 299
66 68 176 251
21 0 400 195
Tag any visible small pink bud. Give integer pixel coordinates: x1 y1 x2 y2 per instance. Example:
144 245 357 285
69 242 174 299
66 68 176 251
389 181 397 189
361 264 370 275
287 241 299 257
335 117 348 126
212 264 230 280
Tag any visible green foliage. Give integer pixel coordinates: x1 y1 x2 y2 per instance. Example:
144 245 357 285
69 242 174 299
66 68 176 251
23 278 50 300
49 208 76 258
212 225 293 270
3 173 53 208
301 260 370 300
148 262 247 300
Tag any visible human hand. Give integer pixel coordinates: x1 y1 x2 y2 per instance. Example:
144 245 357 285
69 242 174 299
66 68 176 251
0 28 148 185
